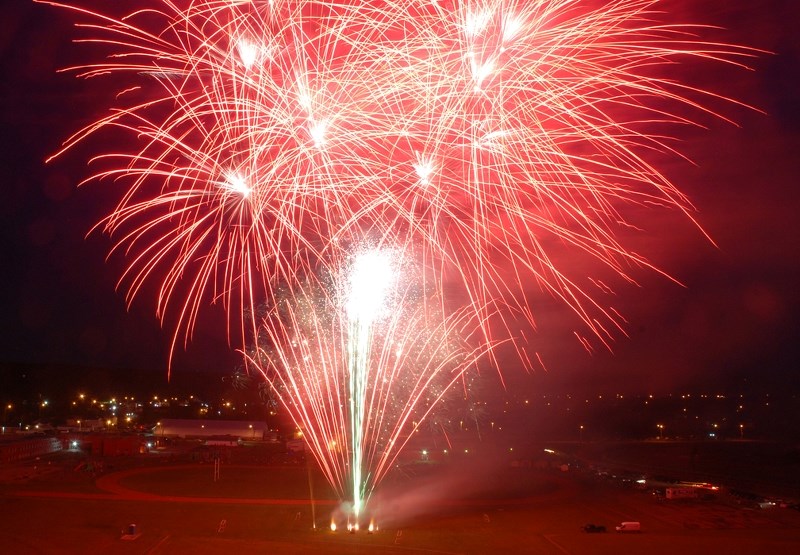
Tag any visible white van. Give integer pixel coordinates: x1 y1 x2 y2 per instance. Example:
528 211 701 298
615 521 641 532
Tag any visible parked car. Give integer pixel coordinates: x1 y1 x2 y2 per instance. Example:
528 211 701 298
582 524 607 533
616 521 641 532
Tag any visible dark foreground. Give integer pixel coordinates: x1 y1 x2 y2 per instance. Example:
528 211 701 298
1 447 800 554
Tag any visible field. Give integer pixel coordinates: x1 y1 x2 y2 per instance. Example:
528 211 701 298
1 441 800 554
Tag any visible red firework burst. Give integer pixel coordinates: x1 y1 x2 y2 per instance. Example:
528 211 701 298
44 0 757 359
44 0 758 510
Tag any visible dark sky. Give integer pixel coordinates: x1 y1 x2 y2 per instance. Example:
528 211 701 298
1 1 798 397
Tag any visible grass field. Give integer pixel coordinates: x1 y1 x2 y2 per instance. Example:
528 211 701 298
2 441 800 554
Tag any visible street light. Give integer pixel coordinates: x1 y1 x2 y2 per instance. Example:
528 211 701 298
739 423 744 439
657 424 664 439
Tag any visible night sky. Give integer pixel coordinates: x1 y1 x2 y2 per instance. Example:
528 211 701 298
1 1 798 397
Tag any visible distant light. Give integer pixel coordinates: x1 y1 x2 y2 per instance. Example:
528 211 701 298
544 448 555 454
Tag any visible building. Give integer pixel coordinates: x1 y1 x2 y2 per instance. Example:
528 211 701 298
0 436 62 463
153 419 272 441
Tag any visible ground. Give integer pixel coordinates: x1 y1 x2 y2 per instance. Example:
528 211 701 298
1 443 799 554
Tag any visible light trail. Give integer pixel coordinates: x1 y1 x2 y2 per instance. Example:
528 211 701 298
43 1 759 358
250 249 498 520
44 0 759 519
345 251 395 517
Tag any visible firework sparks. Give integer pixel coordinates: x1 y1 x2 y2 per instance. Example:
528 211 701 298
251 250 496 517
45 0 757 517
45 0 757 355
345 250 394 517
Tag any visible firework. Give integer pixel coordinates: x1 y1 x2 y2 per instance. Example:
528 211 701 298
250 249 495 518
45 0 756 356
46 0 756 518
345 250 394 517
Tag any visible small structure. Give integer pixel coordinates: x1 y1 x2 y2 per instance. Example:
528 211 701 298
80 434 142 456
121 523 141 540
153 419 271 441
66 418 106 431
665 487 699 500
0 437 62 463
286 438 306 454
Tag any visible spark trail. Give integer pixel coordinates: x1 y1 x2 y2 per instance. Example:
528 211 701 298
45 0 758 519
251 249 496 519
345 251 394 517
44 0 758 357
